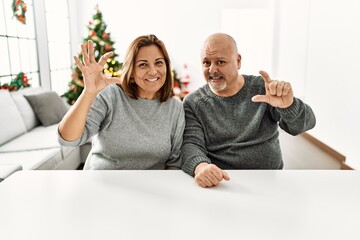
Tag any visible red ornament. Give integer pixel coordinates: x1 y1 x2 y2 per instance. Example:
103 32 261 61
89 30 96 37
102 32 109 39
71 84 77 92
104 43 112 51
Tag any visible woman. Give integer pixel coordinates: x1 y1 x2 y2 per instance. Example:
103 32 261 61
58 34 185 170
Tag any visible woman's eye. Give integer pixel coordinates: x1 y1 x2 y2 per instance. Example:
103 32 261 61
138 63 147 68
155 61 164 66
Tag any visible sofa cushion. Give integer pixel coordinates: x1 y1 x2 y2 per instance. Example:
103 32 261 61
24 91 68 127
10 87 45 131
0 124 59 152
0 148 61 170
0 124 76 159
0 90 27 145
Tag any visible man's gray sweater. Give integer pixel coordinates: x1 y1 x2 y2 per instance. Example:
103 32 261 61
181 75 316 176
58 84 185 170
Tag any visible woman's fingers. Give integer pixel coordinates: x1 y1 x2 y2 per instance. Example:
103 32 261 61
88 40 96 63
74 56 84 71
98 51 114 66
81 43 90 65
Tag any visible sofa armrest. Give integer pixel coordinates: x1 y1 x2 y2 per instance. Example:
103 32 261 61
0 164 22 182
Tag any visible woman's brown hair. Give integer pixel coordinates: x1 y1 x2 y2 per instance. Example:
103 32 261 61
120 34 174 102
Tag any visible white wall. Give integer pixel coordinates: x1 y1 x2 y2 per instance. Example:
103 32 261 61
72 0 360 169
276 0 360 169
74 0 269 90
276 0 311 99
305 0 360 169
68 0 98 56
221 7 275 75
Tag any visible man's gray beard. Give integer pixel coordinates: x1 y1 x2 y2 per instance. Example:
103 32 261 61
209 80 227 92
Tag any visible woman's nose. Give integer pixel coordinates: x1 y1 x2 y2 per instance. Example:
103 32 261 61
148 65 157 75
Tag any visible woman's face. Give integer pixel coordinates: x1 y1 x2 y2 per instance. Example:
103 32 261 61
133 45 167 99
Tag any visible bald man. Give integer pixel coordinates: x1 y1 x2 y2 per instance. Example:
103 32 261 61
181 33 316 188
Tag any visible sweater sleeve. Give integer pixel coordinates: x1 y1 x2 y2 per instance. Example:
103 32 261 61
181 97 211 176
57 91 108 147
165 103 185 169
273 97 316 136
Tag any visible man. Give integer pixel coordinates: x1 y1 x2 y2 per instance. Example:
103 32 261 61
181 33 316 188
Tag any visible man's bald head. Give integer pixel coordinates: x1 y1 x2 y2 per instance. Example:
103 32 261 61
201 33 238 56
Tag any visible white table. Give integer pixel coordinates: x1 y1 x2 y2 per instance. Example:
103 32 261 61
0 170 359 240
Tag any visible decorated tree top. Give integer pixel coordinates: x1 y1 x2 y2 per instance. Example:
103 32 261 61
62 6 122 105
84 7 121 74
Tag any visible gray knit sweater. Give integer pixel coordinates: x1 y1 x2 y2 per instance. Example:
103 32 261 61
181 75 316 176
58 84 185 170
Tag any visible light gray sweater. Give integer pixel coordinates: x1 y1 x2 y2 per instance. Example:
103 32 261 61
58 84 185 170
181 75 316 176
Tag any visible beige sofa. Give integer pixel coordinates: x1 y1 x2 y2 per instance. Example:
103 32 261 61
0 88 89 180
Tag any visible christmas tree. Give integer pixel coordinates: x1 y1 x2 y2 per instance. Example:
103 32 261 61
62 6 122 105
172 69 182 96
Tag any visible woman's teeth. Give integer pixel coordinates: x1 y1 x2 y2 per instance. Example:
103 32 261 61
147 78 158 82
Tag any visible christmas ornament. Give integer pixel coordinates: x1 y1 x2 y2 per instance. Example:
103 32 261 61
12 0 27 24
0 72 31 91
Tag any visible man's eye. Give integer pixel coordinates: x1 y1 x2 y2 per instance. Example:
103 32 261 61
203 61 210 67
218 60 225 65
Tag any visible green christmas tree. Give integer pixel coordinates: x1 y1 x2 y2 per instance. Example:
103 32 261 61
172 69 182 90
62 6 122 105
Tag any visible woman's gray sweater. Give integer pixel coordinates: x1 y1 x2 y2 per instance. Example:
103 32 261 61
58 84 185 170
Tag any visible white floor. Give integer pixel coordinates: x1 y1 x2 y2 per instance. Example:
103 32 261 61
279 130 341 169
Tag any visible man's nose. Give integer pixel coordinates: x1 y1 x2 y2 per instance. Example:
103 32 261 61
209 64 217 74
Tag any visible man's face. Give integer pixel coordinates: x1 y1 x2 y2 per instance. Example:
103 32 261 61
201 39 241 94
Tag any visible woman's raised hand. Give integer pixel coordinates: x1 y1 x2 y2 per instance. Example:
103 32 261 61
74 40 121 95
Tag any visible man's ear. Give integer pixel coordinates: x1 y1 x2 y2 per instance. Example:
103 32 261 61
237 53 242 69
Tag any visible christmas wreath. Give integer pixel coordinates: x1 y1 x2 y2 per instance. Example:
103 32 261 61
0 72 31 91
12 0 27 24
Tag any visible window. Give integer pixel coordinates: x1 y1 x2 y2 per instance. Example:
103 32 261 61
1 0 73 94
44 0 72 95
0 0 40 88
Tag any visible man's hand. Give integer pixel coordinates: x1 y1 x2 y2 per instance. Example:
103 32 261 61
251 70 294 108
194 163 230 188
